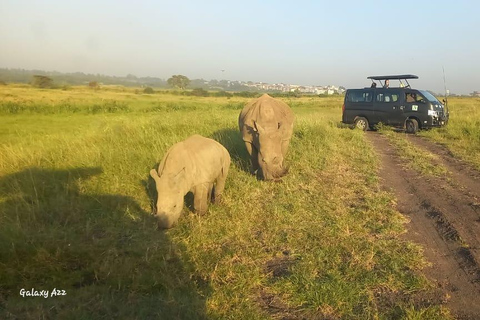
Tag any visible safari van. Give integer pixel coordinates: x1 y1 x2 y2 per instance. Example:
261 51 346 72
342 75 449 133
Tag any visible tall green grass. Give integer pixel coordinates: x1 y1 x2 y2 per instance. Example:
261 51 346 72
419 97 480 170
0 87 452 319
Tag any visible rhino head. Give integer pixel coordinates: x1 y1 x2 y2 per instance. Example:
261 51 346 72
150 168 186 228
254 122 288 181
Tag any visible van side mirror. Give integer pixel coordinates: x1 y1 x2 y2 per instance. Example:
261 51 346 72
442 99 446 103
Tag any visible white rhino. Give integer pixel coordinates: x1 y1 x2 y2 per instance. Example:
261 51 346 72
150 135 230 228
239 94 294 180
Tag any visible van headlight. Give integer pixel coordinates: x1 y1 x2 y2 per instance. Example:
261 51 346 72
428 110 438 116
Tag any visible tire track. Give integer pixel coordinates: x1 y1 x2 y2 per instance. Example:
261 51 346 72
367 132 480 319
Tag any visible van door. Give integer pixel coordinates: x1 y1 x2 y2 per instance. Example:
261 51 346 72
344 89 374 124
404 90 428 122
374 89 404 126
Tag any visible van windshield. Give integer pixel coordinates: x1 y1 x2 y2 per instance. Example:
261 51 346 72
419 90 441 103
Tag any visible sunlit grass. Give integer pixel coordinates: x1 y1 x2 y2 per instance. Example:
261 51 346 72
0 86 453 319
419 97 480 170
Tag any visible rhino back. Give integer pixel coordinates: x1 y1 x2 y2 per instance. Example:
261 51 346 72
239 94 294 142
182 135 229 185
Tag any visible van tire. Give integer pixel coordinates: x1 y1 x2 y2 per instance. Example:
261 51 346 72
354 117 369 131
406 119 418 134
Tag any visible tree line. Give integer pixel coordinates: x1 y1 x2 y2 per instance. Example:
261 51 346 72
0 68 254 92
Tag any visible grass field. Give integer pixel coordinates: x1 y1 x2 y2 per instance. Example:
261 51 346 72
2 85 477 319
419 97 480 170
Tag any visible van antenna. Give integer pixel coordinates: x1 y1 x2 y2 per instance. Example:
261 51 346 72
442 66 448 111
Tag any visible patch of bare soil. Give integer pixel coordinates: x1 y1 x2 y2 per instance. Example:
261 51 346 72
367 132 480 320
258 253 306 319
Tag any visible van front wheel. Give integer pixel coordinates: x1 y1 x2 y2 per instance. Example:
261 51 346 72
406 119 418 134
354 117 369 131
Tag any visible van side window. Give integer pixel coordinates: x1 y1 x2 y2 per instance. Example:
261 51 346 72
346 90 372 103
376 91 400 103
406 92 426 103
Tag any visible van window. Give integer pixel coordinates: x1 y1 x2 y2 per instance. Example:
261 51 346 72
406 91 427 103
346 89 373 103
375 91 400 103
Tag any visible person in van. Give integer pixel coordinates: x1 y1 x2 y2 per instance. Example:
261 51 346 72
383 79 389 88
406 93 416 102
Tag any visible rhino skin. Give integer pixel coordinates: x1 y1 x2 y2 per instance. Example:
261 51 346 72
149 135 230 228
238 94 294 180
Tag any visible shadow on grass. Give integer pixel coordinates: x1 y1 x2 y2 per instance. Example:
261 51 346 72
0 167 210 319
211 128 250 174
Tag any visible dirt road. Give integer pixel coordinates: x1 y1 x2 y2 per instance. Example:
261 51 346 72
367 132 480 319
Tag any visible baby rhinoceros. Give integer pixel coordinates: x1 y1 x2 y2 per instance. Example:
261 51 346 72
150 135 230 229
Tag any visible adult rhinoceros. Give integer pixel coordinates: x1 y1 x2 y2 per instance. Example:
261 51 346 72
238 94 294 181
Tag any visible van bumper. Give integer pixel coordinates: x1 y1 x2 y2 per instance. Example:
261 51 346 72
422 115 448 128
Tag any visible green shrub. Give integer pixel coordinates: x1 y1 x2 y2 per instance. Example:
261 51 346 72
143 87 154 94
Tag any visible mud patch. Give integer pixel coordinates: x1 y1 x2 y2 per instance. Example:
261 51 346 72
373 287 448 314
457 247 480 283
258 289 306 320
264 253 298 279
421 201 460 242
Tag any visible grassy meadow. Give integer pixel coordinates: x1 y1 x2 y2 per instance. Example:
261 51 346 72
419 97 480 170
3 84 478 319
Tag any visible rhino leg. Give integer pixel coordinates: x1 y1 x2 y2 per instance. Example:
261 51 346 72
244 141 259 175
193 183 210 215
281 138 291 158
207 183 214 203
280 138 291 175
213 161 229 204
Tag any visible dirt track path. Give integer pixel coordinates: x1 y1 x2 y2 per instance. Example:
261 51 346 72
367 132 480 320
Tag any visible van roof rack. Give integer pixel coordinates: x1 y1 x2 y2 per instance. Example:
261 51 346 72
367 74 418 80
367 74 418 88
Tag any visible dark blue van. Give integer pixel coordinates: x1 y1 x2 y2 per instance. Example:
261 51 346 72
342 75 449 133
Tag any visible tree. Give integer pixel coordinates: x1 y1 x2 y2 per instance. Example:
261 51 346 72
167 75 190 90
32 75 53 88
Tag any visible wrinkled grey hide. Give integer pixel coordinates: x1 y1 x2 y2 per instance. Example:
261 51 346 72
239 94 294 180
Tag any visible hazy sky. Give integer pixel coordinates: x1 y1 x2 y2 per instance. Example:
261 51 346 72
1 0 479 94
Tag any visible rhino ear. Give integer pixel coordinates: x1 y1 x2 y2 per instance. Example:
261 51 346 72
278 122 282 129
150 169 160 183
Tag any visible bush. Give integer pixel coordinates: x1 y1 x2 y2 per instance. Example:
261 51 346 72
234 91 260 98
32 75 54 88
143 87 154 94
88 81 99 89
214 91 233 98
190 88 209 97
